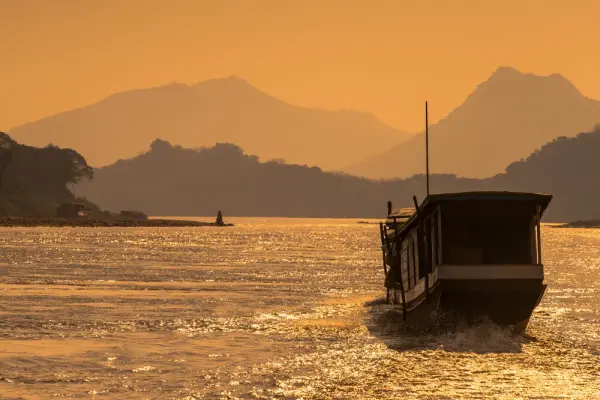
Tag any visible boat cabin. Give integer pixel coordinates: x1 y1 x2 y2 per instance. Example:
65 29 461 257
382 191 552 296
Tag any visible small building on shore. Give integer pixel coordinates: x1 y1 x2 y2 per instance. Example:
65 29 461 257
56 202 92 218
119 209 148 221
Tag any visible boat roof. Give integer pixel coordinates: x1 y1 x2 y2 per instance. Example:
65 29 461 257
388 191 552 235
421 191 552 211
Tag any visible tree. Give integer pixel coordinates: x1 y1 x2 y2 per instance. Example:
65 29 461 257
0 133 16 192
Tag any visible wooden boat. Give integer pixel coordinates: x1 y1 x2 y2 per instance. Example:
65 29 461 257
379 191 552 333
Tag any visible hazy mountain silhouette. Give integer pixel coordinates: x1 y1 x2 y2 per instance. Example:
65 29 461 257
8 77 408 170
345 67 600 179
77 127 600 221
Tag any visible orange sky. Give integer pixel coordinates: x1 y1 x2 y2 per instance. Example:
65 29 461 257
1 0 599 133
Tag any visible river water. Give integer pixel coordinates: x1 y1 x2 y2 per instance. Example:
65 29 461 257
0 218 598 399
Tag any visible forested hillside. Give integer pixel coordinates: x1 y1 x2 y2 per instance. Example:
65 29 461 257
78 127 600 221
0 133 94 216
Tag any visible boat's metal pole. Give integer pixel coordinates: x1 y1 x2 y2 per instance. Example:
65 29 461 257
426 101 430 196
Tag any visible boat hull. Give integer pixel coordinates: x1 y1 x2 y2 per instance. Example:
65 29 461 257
386 276 546 333
438 280 546 332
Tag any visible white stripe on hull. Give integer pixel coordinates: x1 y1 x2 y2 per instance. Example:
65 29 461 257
438 264 544 280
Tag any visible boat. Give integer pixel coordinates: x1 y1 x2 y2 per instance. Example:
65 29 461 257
378 103 552 333
380 191 551 332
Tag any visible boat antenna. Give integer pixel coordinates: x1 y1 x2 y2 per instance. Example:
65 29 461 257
425 101 430 196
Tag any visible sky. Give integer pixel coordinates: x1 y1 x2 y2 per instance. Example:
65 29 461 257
1 0 599 133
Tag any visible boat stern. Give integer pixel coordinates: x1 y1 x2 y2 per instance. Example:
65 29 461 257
437 264 546 330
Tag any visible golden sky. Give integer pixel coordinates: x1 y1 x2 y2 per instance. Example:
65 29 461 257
1 0 599 133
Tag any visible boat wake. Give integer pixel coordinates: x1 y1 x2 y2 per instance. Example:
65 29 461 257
364 300 530 354
432 318 530 353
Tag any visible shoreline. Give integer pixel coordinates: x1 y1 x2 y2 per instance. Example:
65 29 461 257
553 220 600 228
0 217 234 228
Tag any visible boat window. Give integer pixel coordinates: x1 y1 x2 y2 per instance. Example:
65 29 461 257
406 235 414 286
441 202 535 265
413 236 418 286
431 211 439 267
412 234 422 281
401 241 409 291
425 216 432 273
405 240 412 289
533 215 541 264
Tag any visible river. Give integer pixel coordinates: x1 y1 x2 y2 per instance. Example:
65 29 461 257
0 218 598 399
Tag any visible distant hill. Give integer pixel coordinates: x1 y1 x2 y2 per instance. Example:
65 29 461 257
8 77 409 170
345 67 600 179
76 139 396 218
0 133 95 216
77 127 600 221
490 126 600 221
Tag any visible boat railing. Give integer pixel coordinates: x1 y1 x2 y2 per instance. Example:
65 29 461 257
379 219 408 320
378 222 389 276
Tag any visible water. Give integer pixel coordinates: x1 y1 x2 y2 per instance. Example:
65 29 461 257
0 218 598 399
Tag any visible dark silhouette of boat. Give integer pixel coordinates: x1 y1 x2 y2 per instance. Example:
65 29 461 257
380 192 551 333
378 103 552 333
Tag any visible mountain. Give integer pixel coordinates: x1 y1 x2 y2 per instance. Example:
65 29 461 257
76 139 398 218
77 126 600 221
8 77 409 170
345 67 600 179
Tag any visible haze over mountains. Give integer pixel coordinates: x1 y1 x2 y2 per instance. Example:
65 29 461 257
346 67 600 178
8 77 407 170
77 126 600 222
10 67 600 181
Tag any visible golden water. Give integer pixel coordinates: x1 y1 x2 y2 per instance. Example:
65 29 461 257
0 218 598 399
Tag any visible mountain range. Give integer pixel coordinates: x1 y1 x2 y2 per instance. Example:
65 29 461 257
9 67 600 180
345 67 600 178
8 77 407 170
76 126 600 222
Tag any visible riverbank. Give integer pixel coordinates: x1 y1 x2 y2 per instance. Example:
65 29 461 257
0 217 234 228
554 219 600 228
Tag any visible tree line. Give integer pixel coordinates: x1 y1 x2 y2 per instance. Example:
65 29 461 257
0 133 94 216
78 127 600 222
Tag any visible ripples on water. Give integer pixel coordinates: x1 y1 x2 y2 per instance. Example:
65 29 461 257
0 218 598 399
